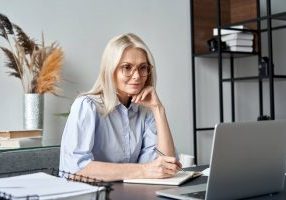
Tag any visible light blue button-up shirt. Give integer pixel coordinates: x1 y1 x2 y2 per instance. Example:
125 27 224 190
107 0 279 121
59 95 157 173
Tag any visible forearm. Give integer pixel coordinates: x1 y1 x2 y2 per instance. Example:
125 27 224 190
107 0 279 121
152 105 176 157
77 161 145 181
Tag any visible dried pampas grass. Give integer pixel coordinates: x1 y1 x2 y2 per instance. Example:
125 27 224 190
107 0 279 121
36 48 63 95
0 13 64 95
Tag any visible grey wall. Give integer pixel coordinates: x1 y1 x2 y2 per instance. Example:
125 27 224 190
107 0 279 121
0 0 193 155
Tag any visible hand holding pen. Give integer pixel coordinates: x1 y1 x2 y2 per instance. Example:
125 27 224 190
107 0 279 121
154 147 185 172
141 148 184 179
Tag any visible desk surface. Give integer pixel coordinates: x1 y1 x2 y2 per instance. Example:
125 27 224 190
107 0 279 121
110 166 286 200
0 138 60 152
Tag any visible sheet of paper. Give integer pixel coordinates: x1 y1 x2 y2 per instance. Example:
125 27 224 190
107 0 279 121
124 171 199 186
201 167 210 176
0 172 104 199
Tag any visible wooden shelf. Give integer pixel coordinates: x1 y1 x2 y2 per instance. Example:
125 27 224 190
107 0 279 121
221 11 286 32
194 51 258 58
193 0 257 54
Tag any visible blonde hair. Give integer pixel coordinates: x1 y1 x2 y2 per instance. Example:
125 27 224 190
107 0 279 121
84 33 157 115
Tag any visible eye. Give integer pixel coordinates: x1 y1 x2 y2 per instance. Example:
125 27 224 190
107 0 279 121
121 64 132 71
139 64 149 71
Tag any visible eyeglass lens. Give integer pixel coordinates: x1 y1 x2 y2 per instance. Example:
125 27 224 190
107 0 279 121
121 64 151 77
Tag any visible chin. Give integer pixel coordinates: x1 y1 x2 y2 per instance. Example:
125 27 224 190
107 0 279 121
128 91 139 95
127 89 142 95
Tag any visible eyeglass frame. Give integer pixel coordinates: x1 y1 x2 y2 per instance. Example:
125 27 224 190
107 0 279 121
118 63 153 77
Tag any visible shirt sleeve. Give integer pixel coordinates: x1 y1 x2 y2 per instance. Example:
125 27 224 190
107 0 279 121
137 110 157 163
137 109 179 163
59 96 97 173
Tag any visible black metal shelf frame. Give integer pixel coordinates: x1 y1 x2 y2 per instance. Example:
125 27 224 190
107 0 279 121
191 0 286 165
220 11 286 29
194 51 258 58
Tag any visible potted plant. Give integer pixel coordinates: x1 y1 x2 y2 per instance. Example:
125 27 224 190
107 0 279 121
0 13 64 129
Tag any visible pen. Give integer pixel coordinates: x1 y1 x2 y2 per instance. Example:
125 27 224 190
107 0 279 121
154 147 186 172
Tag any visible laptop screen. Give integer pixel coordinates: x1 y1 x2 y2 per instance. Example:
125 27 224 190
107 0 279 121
206 120 286 199
156 120 286 200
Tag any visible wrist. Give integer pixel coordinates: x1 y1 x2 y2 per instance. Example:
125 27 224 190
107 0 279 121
151 103 165 113
122 163 146 179
139 163 147 178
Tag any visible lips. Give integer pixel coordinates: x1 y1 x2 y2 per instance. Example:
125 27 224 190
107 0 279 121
129 84 140 85
128 83 142 90
128 83 141 86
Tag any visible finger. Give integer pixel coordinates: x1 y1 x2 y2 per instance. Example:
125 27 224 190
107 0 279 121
156 164 176 178
163 157 182 172
132 93 143 102
156 158 178 173
134 92 144 103
162 167 178 176
140 87 152 100
132 88 144 103
131 95 137 102
176 161 183 168
162 156 177 164
163 161 179 172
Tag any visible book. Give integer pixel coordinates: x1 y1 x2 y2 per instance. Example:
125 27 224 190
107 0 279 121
225 39 253 47
0 137 42 149
123 171 202 186
221 32 254 41
0 172 106 200
213 25 244 36
229 46 253 52
0 129 42 139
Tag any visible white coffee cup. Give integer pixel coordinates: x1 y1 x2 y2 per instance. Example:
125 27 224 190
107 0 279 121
179 154 194 168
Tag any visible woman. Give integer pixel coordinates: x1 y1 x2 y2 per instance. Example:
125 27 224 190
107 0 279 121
59 33 180 181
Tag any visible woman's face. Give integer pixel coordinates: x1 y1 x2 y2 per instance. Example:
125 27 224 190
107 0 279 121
115 47 149 103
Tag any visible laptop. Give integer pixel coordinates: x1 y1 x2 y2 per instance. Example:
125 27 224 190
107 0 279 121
156 120 286 200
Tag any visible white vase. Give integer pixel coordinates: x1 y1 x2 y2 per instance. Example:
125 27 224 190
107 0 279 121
23 93 44 130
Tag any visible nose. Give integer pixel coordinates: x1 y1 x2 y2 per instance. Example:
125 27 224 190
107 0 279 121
131 69 140 79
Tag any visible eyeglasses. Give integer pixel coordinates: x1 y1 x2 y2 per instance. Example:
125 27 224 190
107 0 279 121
119 63 152 77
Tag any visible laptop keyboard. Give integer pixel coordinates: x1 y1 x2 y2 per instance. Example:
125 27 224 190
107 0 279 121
182 191 206 199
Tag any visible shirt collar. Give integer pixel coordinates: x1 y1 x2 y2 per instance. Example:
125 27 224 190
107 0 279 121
116 101 139 113
129 102 139 112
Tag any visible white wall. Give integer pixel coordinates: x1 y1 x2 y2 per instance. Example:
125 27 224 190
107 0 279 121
0 0 193 155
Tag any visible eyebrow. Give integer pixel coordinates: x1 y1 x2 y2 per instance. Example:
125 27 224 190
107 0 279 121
119 62 149 65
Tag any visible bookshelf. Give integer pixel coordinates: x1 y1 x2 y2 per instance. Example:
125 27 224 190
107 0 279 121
190 0 286 164
193 0 258 54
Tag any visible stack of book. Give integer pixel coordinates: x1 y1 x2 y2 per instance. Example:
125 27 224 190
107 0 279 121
222 32 254 52
213 25 254 52
0 129 42 149
213 25 244 36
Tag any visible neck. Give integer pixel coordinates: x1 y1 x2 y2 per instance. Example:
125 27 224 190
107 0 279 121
119 97 132 107
117 92 131 107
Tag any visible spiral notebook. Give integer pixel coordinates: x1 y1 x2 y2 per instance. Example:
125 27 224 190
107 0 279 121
0 169 112 200
124 171 202 186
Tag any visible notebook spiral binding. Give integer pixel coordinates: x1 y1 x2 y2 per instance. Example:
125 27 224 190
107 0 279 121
0 168 113 200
